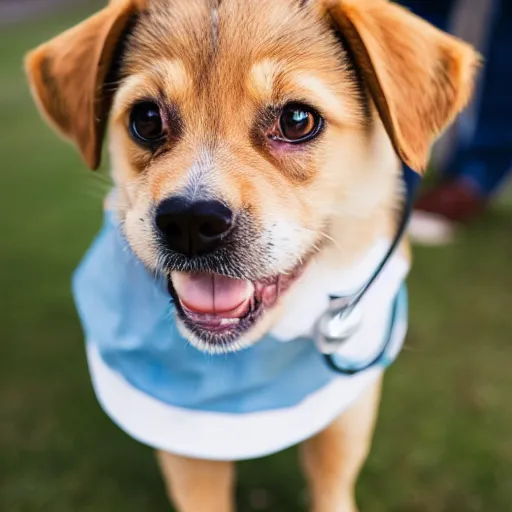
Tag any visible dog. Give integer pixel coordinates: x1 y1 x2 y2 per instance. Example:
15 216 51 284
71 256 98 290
25 0 478 510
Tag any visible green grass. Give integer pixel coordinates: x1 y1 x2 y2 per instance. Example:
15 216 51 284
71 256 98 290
1 7 512 512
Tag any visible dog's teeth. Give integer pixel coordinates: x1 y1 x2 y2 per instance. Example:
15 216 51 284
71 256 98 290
220 318 240 327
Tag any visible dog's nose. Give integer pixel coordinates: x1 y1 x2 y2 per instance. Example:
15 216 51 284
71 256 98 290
155 197 234 255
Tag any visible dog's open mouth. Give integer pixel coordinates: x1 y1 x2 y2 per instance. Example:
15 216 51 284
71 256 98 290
167 262 307 345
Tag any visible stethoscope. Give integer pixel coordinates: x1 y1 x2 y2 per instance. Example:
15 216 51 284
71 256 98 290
314 166 421 375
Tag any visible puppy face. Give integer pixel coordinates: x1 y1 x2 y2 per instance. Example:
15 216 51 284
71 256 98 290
26 0 479 352
112 0 383 350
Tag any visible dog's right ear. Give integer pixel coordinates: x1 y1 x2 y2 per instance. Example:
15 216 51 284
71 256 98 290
25 0 145 170
318 0 480 173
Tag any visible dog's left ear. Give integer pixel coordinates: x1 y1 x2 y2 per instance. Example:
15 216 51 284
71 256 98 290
25 0 145 170
319 0 480 172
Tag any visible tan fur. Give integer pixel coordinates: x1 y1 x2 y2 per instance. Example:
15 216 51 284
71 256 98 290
300 376 383 512
25 0 478 509
157 451 236 512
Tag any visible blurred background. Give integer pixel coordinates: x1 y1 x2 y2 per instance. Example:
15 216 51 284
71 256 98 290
1 1 511 511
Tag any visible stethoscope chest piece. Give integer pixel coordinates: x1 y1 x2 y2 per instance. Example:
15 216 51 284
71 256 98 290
314 298 364 355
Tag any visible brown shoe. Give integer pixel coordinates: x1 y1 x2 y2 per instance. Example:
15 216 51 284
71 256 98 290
415 179 487 223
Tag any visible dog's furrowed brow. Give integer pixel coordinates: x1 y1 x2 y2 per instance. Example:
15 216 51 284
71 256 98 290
247 59 283 103
150 59 190 98
289 74 349 122
112 59 189 120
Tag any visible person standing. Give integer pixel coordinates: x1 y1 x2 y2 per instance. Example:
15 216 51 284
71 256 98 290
402 0 512 243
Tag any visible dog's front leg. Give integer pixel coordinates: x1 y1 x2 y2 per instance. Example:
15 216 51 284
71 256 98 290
156 451 235 512
300 376 383 512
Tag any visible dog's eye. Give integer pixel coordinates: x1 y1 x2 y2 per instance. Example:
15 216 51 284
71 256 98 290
130 102 165 146
276 103 323 143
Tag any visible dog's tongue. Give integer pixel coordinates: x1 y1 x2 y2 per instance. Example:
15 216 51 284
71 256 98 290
172 272 254 317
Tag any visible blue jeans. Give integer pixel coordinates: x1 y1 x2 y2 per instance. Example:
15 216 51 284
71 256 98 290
401 0 512 197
